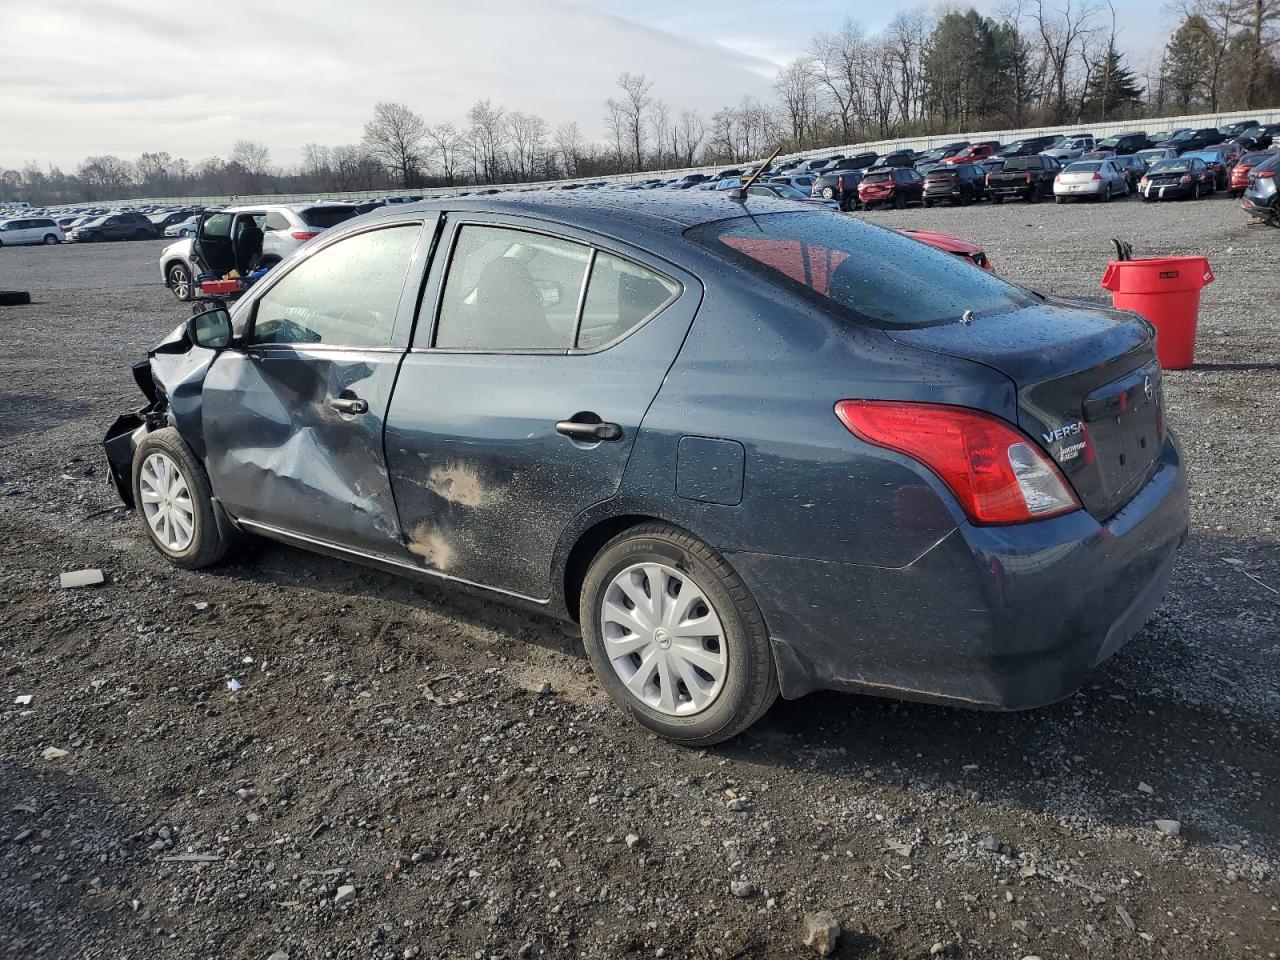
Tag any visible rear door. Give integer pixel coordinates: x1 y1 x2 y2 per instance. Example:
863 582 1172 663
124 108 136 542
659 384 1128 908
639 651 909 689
199 216 436 553
384 215 700 599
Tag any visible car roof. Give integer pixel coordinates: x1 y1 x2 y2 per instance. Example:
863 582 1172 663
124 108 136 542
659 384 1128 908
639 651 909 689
349 190 809 240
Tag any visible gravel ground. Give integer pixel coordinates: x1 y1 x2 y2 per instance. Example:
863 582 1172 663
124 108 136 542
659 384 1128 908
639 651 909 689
1 196 1277 960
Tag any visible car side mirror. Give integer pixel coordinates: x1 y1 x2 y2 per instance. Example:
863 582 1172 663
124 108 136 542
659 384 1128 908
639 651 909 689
186 306 233 350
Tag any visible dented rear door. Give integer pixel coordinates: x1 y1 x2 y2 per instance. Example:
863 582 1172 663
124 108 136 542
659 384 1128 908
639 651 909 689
199 217 437 553
384 215 701 600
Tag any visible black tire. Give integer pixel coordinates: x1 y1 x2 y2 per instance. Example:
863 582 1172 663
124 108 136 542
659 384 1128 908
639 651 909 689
168 263 193 302
893 192 907 209
43 234 59 245
1191 183 1201 200
992 195 1003 205
580 522 779 746
131 427 230 570
923 198 933 208
134 229 150 241
1054 196 1064 204
0 290 31 306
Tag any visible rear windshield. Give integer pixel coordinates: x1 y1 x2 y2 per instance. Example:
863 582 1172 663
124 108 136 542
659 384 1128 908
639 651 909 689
1150 160 1191 173
1064 162 1102 172
862 171 892 183
1003 157 1042 171
301 205 361 228
689 212 1036 329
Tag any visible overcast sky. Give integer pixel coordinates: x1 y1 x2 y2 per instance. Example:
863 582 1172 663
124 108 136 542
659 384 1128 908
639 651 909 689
3 0 1172 172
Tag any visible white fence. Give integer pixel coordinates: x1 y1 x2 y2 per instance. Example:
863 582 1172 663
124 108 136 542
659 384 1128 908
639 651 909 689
70 105 1280 210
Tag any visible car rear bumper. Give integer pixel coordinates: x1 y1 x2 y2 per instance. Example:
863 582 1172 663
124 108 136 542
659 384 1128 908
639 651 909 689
1055 183 1105 197
1241 194 1276 218
732 432 1189 709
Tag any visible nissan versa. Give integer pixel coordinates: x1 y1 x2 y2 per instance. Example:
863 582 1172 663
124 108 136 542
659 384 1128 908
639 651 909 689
103 193 1189 745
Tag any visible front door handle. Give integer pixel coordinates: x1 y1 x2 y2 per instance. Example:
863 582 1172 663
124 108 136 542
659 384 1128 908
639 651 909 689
556 418 623 442
331 395 369 415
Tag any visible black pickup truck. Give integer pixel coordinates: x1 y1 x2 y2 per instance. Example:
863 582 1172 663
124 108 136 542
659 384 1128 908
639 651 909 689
986 154 1061 203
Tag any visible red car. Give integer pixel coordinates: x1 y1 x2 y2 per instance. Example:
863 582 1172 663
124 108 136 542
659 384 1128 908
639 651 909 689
1229 151 1277 197
857 167 925 209
896 228 995 272
942 143 999 164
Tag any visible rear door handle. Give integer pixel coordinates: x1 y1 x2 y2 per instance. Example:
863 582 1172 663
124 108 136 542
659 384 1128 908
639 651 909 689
331 396 369 415
556 419 623 442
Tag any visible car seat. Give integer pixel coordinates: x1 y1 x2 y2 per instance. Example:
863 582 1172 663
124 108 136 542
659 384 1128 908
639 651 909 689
473 258 560 348
234 223 264 276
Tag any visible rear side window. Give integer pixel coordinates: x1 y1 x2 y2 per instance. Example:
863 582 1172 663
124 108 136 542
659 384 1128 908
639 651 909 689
302 206 360 229
250 225 420 348
264 212 292 231
577 253 679 350
202 213 232 238
435 225 590 350
691 212 1035 329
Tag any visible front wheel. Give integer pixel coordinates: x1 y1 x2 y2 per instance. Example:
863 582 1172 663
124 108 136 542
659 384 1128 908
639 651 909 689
580 523 778 746
131 428 231 569
821 187 835 200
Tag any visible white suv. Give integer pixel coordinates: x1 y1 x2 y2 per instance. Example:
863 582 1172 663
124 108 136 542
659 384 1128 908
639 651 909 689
159 203 361 301
0 217 64 246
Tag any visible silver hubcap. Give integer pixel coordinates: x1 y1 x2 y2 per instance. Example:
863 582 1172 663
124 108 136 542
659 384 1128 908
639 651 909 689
171 268 189 297
139 452 195 552
600 562 727 716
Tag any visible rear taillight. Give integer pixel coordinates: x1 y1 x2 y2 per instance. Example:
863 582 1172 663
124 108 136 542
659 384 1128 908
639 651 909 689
1025 171 1034 184
1091 172 1102 181
1259 170 1276 179
834 400 1081 525
290 230 320 241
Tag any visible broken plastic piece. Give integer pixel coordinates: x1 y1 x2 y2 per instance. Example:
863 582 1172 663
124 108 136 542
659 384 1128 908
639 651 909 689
60 569 105 589
227 679 243 693
14 695 33 706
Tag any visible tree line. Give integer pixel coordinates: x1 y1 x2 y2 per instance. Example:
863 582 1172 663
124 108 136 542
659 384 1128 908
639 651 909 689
3 0 1277 205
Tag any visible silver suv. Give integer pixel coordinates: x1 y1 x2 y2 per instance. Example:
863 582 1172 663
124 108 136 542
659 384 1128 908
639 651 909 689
159 203 360 301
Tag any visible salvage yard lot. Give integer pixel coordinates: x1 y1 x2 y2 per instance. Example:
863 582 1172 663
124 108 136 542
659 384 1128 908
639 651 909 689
1 196 1277 959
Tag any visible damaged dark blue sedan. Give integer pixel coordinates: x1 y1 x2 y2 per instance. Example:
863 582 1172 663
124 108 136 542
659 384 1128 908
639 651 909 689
104 192 1189 745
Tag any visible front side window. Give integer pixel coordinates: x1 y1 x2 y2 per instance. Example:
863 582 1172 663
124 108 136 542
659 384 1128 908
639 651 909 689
692 212 1036 329
577 253 679 349
434 225 589 350
249 225 420 347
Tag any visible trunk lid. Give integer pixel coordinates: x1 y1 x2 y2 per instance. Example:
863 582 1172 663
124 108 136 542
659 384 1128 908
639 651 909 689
885 299 1165 522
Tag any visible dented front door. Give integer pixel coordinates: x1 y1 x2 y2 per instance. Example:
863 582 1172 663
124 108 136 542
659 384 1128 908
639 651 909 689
199 218 436 553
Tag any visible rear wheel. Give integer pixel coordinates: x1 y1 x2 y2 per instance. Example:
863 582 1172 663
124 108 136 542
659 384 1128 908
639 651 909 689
133 229 150 241
893 192 907 209
131 428 231 569
580 523 778 746
1100 185 1111 202
1191 183 1201 200
821 187 835 199
992 196 1003 204
923 198 933 208
43 234 59 245
167 263 192 302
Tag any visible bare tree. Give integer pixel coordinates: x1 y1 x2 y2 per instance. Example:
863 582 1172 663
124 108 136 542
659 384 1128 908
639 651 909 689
507 111 549 182
1033 0 1103 121
467 99 508 183
775 57 819 147
362 102 427 187
424 123 464 185
605 72 654 172
649 99 673 168
809 21 866 143
674 109 707 166
554 121 585 178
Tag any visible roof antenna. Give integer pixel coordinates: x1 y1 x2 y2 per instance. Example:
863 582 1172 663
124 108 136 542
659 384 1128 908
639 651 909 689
729 146 781 201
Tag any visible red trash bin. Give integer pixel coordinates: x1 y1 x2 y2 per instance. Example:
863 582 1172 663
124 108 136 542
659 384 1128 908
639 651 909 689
1100 256 1214 370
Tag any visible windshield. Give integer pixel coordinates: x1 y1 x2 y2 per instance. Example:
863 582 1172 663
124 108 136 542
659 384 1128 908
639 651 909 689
301 206 361 228
1150 160 1191 173
1096 136 1126 148
1167 131 1193 142
689 212 1036 329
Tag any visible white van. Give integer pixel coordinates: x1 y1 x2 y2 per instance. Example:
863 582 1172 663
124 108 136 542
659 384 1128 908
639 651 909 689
0 217 65 246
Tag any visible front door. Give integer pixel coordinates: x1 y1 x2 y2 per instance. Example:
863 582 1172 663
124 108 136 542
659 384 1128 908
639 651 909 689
384 217 700 599
200 217 436 553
